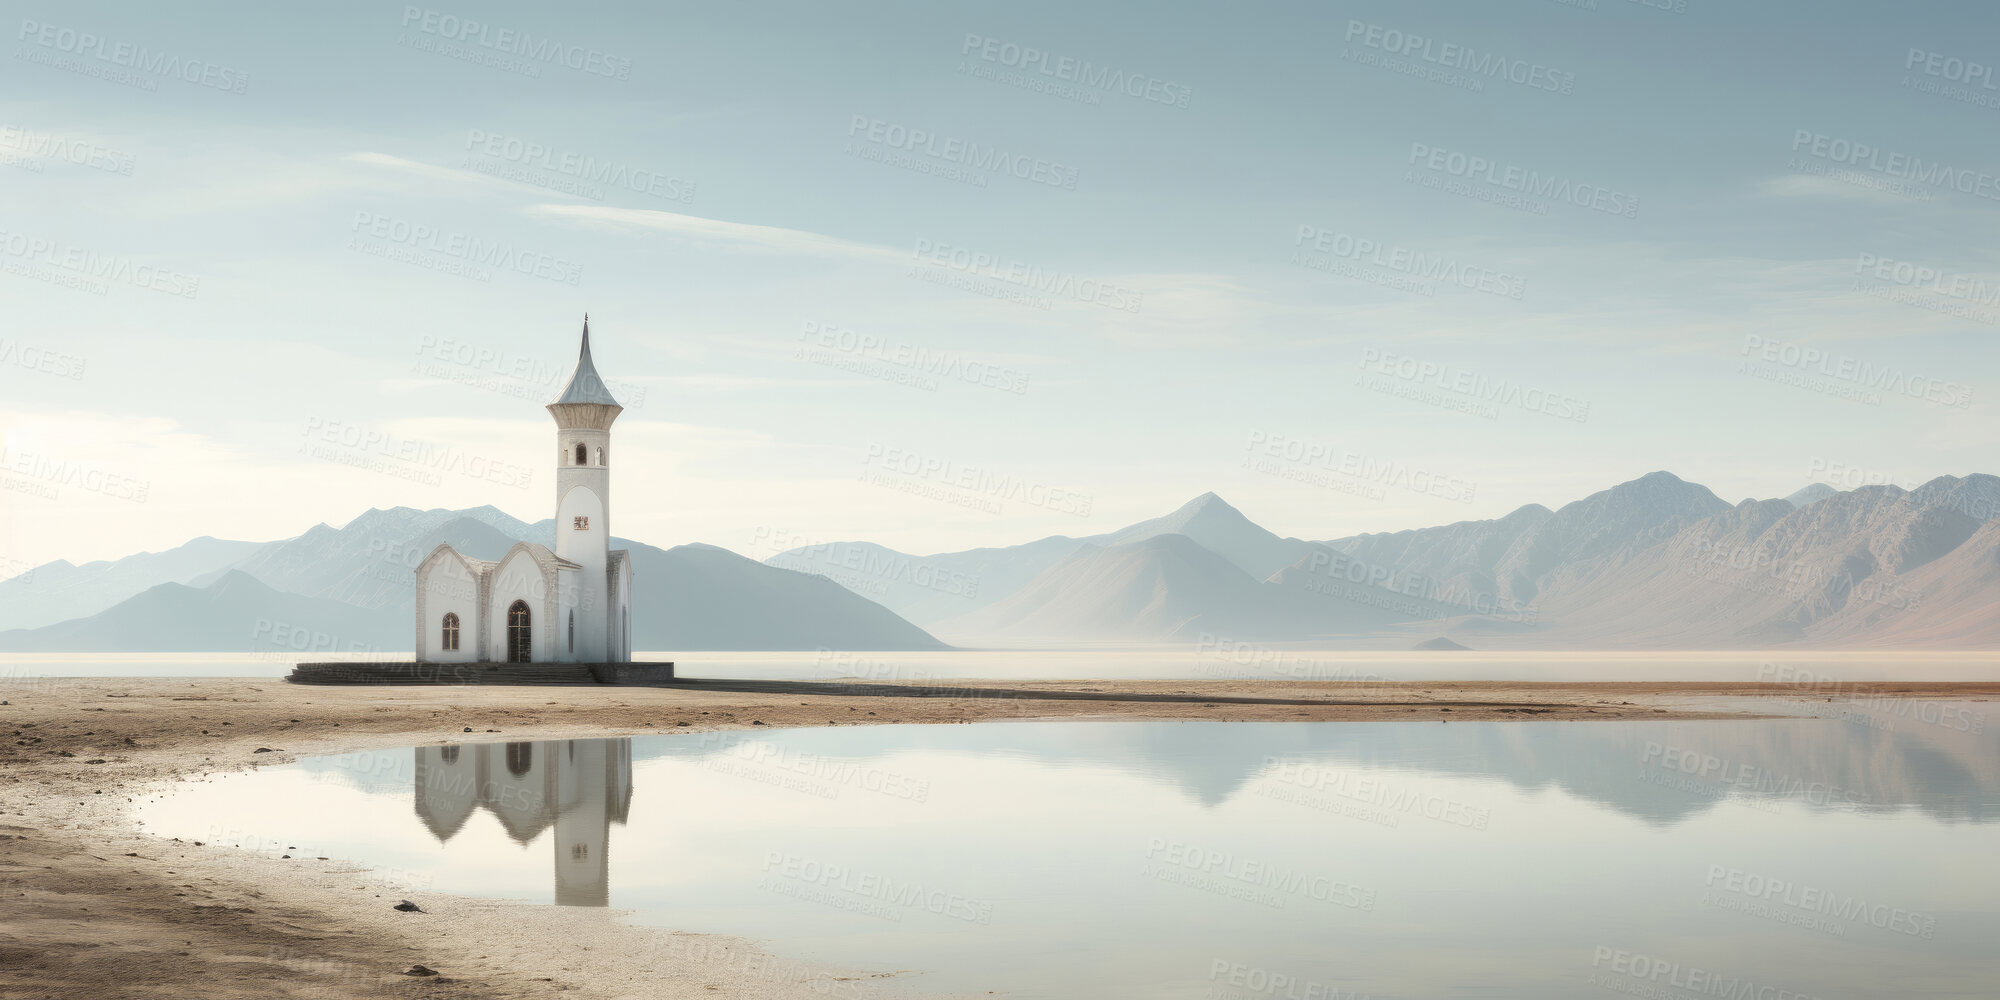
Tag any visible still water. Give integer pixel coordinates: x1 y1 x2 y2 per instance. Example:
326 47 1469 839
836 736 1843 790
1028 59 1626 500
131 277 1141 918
137 709 1999 998
13 649 2000 682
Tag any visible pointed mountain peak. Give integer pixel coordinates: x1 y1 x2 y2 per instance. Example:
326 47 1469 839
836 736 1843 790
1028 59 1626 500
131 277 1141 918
1784 483 1838 509
1501 503 1555 523
1544 472 1729 544
1176 491 1235 513
1166 491 1248 520
1145 493 1256 536
1591 471 1721 507
451 504 538 533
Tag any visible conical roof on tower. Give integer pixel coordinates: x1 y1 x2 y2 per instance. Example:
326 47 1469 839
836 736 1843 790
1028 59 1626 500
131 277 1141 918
552 314 622 407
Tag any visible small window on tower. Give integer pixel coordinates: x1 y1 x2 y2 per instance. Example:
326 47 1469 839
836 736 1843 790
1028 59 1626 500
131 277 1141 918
594 447 603 466
573 515 590 530
574 443 587 465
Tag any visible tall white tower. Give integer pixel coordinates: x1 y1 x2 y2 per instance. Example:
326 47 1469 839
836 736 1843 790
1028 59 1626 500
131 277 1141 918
547 316 622 662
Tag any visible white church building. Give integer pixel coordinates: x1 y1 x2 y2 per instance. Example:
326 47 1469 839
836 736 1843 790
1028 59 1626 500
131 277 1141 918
413 319 634 665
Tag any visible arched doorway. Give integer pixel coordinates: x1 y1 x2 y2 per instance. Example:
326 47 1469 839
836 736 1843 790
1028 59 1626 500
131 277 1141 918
507 600 532 662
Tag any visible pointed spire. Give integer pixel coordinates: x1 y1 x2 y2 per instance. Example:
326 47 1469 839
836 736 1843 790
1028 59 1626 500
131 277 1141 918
552 313 621 407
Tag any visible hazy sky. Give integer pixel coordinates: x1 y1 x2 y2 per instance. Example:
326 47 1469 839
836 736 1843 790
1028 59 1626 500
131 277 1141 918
4 0 1997 568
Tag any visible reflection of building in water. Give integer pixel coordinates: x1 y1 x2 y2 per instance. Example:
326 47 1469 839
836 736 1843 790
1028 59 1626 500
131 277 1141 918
412 738 632 906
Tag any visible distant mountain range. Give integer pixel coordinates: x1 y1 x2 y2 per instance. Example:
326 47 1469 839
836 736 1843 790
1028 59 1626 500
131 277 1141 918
769 472 2000 649
0 506 944 653
3 471 1995 652
0 536 265 633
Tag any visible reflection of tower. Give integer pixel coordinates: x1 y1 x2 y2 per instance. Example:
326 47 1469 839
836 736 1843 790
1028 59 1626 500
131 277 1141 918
554 738 635 905
411 737 633 907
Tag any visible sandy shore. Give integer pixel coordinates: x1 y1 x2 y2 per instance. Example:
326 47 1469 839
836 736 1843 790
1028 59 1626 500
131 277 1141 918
4 675 1995 999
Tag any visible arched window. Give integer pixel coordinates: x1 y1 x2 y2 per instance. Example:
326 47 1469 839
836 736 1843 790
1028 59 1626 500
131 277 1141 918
574 443 587 465
440 612 460 652
505 742 533 777
594 447 604 466
439 745 460 765
507 600 532 663
568 609 575 653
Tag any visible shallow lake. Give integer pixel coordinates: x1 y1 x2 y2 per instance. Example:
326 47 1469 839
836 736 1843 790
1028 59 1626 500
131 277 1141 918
137 707 1999 998
13 649 2000 683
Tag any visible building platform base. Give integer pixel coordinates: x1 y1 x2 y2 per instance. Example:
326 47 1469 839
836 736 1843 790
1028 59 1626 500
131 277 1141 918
287 661 675 686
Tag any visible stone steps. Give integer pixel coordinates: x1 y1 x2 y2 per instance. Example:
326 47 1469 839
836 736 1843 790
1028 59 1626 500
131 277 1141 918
288 662 629 686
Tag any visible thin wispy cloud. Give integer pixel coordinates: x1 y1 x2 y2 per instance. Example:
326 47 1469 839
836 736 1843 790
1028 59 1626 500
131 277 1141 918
343 150 534 192
529 203 900 260
1758 173 1926 205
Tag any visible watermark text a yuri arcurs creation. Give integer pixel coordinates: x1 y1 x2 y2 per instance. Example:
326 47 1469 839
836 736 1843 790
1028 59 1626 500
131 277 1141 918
845 116 1078 191
907 239 1142 314
1341 21 1576 96
14 18 249 94
1404 142 1639 219
957 33 1193 110
0 123 137 176
1902 47 2000 110
1290 225 1525 300
395 7 632 81
1243 430 1479 504
796 320 1030 396
1355 348 1590 423
858 444 1093 518
0 448 149 503
1738 334 1974 408
461 128 694 204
